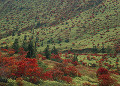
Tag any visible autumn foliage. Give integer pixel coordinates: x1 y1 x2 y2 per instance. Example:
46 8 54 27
0 50 82 84
96 67 118 86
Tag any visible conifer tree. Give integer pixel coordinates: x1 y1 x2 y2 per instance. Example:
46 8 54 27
22 40 28 51
41 41 43 47
44 45 50 59
24 35 27 40
93 45 98 53
72 54 78 62
26 40 36 58
51 46 58 55
12 38 19 53
22 35 28 51
101 43 105 53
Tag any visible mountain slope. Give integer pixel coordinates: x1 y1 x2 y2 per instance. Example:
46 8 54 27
0 0 119 52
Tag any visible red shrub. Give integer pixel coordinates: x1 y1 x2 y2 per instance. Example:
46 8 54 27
98 74 116 86
52 69 64 80
63 66 81 77
72 61 78 66
96 67 109 77
8 50 15 55
1 48 8 52
61 75 72 83
42 71 53 80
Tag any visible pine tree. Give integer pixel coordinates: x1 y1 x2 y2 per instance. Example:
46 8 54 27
22 40 28 51
106 45 111 54
101 43 105 53
72 54 78 62
44 45 50 59
26 41 36 58
41 41 43 47
93 45 98 53
12 38 19 53
51 46 58 55
24 35 27 40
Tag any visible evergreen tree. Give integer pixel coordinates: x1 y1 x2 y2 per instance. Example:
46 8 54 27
12 38 19 53
36 36 39 43
26 41 36 58
101 43 105 53
24 35 27 40
35 21 41 28
41 41 43 47
92 45 98 53
22 40 28 51
106 45 111 54
44 45 50 59
65 38 69 43
12 31 15 36
72 54 78 62
51 46 58 55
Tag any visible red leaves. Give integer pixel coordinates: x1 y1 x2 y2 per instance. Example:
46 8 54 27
52 70 64 80
61 75 72 83
50 54 63 62
96 67 109 77
0 53 44 81
8 50 15 55
63 66 80 77
96 67 118 86
98 74 116 86
42 71 53 80
72 61 78 66
1 48 8 52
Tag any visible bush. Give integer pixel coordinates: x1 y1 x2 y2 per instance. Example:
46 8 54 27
98 74 116 86
61 75 72 83
96 67 109 77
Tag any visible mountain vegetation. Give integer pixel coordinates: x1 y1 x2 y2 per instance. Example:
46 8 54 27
0 0 120 86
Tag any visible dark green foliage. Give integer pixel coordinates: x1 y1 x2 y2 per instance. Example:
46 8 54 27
41 41 43 47
106 45 112 54
47 40 50 44
65 38 69 43
0 77 7 83
36 37 39 42
24 35 27 40
22 40 28 51
51 46 58 55
35 21 41 28
26 41 36 58
44 45 50 59
12 31 15 36
92 45 98 53
57 38 62 44
47 38 53 44
101 44 106 53
31 35 34 40
17 32 21 36
72 54 78 62
12 38 19 53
